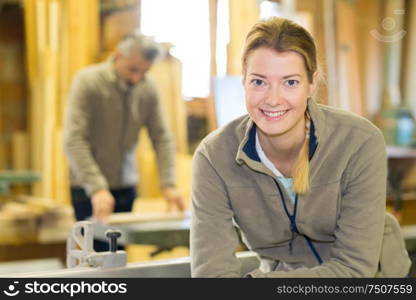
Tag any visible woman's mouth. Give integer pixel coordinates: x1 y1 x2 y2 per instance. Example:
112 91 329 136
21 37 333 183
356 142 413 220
260 109 289 120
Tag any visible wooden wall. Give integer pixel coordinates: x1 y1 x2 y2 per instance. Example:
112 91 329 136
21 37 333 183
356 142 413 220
0 4 27 170
24 0 100 204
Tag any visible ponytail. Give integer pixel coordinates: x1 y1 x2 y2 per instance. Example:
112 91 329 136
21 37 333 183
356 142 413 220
292 113 310 194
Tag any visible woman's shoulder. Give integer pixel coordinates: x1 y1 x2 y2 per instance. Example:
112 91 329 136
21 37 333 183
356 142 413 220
195 114 250 157
318 103 384 140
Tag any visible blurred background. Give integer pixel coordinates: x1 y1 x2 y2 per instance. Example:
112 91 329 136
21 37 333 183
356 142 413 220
0 0 415 275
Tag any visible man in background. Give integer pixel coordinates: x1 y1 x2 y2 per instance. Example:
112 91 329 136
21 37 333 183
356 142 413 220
64 33 184 251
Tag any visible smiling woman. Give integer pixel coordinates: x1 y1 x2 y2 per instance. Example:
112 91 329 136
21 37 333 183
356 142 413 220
244 49 314 188
190 17 411 278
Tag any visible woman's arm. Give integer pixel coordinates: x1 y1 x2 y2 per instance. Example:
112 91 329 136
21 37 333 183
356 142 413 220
191 146 242 277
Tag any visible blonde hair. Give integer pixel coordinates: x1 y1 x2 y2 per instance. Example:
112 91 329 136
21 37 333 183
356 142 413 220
242 17 318 194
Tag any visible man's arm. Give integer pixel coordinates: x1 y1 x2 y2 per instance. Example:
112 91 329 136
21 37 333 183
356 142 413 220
63 73 115 220
63 73 108 195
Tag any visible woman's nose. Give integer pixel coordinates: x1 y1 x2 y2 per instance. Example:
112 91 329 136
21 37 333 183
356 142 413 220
264 85 283 107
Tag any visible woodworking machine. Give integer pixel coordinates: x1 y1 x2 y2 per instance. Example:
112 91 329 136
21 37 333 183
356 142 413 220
11 221 260 278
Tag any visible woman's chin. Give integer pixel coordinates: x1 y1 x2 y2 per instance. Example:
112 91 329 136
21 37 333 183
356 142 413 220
256 124 287 137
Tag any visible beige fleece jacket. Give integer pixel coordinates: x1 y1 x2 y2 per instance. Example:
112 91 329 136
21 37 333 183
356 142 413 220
191 99 411 277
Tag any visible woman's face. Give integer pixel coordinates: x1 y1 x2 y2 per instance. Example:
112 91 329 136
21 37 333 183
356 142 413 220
243 47 316 138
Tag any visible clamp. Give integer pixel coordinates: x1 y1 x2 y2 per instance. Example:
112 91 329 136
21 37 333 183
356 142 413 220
66 221 127 269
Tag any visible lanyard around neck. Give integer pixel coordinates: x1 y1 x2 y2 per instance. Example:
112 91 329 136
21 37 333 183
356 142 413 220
273 178 323 265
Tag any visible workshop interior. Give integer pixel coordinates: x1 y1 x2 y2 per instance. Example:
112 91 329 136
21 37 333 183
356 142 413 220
0 0 416 277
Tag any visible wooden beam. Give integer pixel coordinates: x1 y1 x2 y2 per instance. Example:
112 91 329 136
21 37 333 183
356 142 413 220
53 128 69 205
356 0 383 119
23 0 37 87
335 0 363 115
23 0 99 203
227 0 259 75
12 131 29 170
323 0 337 107
381 0 405 108
0 89 5 169
148 52 189 154
169 55 188 154
207 0 218 132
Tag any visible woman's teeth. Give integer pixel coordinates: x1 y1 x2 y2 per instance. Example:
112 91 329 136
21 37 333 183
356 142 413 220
262 110 288 117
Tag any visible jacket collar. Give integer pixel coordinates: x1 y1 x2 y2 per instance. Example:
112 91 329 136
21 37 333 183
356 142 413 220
103 57 118 83
235 99 326 174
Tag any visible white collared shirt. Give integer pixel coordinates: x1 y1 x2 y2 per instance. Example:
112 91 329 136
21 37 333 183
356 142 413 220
255 132 296 204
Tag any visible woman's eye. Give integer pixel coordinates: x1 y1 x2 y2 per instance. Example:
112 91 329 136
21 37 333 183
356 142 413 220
285 79 299 87
251 79 265 87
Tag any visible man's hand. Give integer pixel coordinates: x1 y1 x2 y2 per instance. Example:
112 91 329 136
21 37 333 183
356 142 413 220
91 189 115 221
162 186 185 212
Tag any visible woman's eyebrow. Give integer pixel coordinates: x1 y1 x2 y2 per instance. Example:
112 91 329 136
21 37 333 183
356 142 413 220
249 73 302 79
282 73 301 79
249 73 267 78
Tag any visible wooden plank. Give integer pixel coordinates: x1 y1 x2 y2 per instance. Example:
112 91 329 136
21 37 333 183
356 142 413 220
53 129 70 205
31 0 47 196
227 0 259 75
23 0 99 202
105 210 189 225
323 0 338 107
206 0 218 132
0 96 5 169
0 6 27 170
310 0 328 105
11 131 29 170
149 52 189 154
335 0 363 115
42 0 61 199
169 55 188 154
382 0 405 108
356 0 383 118
295 1 324 102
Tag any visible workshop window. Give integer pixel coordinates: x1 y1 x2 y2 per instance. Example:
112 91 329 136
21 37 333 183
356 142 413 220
141 0 211 99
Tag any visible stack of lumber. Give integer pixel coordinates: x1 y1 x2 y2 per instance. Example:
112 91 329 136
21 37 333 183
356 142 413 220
0 201 38 244
0 195 75 245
